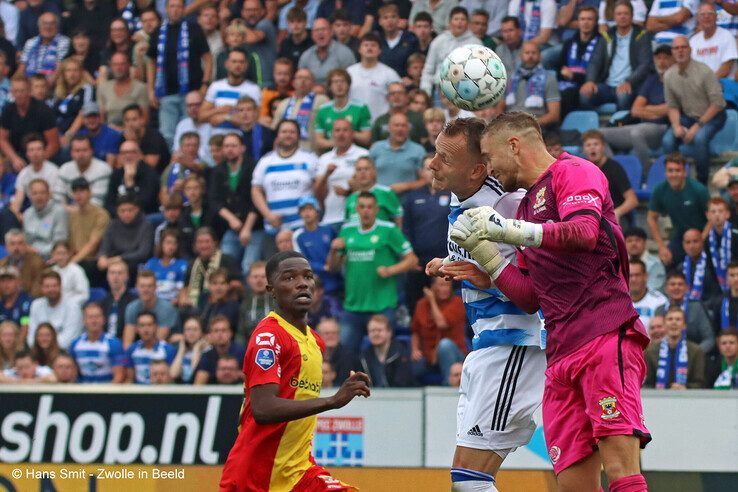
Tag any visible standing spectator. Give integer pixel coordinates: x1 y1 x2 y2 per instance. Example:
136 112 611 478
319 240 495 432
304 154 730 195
252 119 318 234
581 130 638 224
647 0 698 46
143 229 188 303
69 302 126 383
53 58 94 145
0 1 17 49
59 135 112 207
507 0 557 52
410 277 467 384
277 8 314 68
293 196 341 296
146 0 212 147
599 0 648 29
271 68 328 150
96 17 134 81
371 82 427 144
99 258 136 339
601 44 674 170
198 4 223 56
369 112 426 195
260 58 294 127
159 133 204 207
314 119 368 228
97 194 154 278
237 260 274 344
410 0 456 35
19 12 69 80
229 96 275 165
689 3 737 78
347 33 400 122
421 107 445 153
67 177 110 282
124 311 176 384
411 11 434 56
307 276 342 328
97 52 148 130
64 1 114 52
22 179 67 260
644 306 705 389
121 104 169 170
76 102 122 166
104 140 159 215
173 91 212 165
630 259 668 329
315 317 359 385
314 68 371 153
65 30 99 82
0 229 44 297
647 153 710 266
462 0 514 37
50 241 89 307
194 315 246 384
179 175 209 257
469 9 496 49
705 197 738 293
663 35 726 184
0 77 59 173
0 267 31 338
123 270 179 348
503 41 561 130
707 328 738 388
170 316 207 384
344 156 403 225
197 268 240 331
714 262 738 330
298 17 356 86
12 134 64 214
625 227 666 292
328 191 418 350
359 314 414 387
28 270 83 349
657 271 715 354
377 4 419 78
331 9 360 58
496 16 523 76
240 0 277 88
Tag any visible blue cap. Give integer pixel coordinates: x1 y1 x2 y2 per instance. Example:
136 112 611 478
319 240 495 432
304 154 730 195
297 196 320 211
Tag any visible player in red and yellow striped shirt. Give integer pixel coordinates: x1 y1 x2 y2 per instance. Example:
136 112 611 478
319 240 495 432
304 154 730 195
220 251 371 492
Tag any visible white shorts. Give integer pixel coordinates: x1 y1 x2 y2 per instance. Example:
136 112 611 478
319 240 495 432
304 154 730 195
456 344 546 455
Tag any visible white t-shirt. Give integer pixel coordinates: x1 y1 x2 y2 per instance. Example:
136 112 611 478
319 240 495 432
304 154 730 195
508 0 557 39
689 27 738 74
15 160 65 204
598 0 647 27
633 290 668 330
205 78 262 133
316 144 369 225
58 158 112 207
347 62 401 123
648 0 698 45
252 148 318 232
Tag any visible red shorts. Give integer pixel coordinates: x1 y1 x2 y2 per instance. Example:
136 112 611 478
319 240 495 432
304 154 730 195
293 465 356 492
542 322 652 475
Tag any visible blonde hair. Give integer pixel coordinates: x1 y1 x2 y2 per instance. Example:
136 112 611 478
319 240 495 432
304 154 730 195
0 321 23 370
225 19 248 41
55 57 86 100
423 107 445 124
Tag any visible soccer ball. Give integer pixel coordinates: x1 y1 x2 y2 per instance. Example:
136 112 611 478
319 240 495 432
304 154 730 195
439 44 507 111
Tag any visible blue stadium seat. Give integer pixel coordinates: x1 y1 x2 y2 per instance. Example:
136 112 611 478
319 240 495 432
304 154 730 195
596 103 617 115
710 109 738 155
561 110 599 134
562 145 582 157
88 287 108 302
613 154 643 190
636 155 666 201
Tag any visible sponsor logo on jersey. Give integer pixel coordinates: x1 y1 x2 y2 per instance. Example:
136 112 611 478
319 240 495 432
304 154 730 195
255 349 275 371
255 333 275 346
562 193 599 207
598 396 621 420
290 376 321 393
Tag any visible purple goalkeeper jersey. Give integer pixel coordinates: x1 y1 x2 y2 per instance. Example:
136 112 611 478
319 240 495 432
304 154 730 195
515 154 646 363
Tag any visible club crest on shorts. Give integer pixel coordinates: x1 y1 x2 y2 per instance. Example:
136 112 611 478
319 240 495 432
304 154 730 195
598 396 621 420
548 445 561 464
533 187 546 214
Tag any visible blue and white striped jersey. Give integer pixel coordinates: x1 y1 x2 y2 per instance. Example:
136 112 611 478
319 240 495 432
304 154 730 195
69 333 126 383
124 340 176 384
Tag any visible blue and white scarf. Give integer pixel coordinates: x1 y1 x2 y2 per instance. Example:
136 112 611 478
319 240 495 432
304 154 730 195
519 0 541 41
154 20 189 98
120 0 142 33
284 92 315 140
684 252 707 301
559 35 598 91
656 332 688 389
167 163 191 204
709 222 731 292
26 34 61 76
721 296 734 329
506 64 547 108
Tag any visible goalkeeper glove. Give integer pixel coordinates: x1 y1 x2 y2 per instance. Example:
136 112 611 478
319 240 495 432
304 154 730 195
464 206 543 248
450 215 509 280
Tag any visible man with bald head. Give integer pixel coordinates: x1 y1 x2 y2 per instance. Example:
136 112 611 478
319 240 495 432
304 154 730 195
298 17 356 86
18 11 68 81
272 68 329 151
662 34 726 184
369 113 426 196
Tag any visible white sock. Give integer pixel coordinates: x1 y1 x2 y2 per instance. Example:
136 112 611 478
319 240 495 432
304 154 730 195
450 468 499 491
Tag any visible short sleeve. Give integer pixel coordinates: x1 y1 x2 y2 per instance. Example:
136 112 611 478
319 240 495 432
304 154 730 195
544 72 560 102
388 226 413 258
357 105 372 131
314 107 327 134
244 323 283 388
123 302 137 326
541 0 557 29
165 344 177 364
204 83 217 103
608 161 632 193
251 158 267 186
552 160 607 219
387 190 402 218
146 28 159 60
648 185 665 213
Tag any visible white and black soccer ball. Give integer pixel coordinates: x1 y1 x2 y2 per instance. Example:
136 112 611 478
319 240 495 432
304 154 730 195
439 44 507 111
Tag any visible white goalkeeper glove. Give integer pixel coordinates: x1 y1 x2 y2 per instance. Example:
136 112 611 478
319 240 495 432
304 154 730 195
450 215 509 279
464 206 543 248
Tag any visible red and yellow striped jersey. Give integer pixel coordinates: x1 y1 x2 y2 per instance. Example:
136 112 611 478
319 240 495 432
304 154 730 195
220 311 326 492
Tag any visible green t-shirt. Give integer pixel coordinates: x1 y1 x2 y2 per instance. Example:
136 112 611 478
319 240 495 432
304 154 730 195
339 219 413 312
315 99 372 139
648 177 710 240
344 184 403 222
371 110 427 144
228 169 241 192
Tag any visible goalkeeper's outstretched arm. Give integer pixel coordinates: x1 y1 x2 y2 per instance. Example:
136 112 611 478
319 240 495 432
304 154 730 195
493 262 540 315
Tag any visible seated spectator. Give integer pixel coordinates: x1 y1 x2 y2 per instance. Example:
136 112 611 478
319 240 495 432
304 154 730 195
378 4 419 78
143 230 188 304
97 194 154 277
600 44 673 171
51 352 78 383
23 179 68 260
314 68 372 153
298 17 356 87
0 229 44 297
705 197 738 293
30 321 60 368
0 77 59 173
19 12 69 79
104 141 159 215
76 102 122 167
215 354 242 384
662 35 726 185
12 134 65 215
0 348 55 383
149 359 173 384
123 270 179 348
198 268 240 331
503 41 560 130
99 258 136 339
271 68 329 151
647 153 710 266
180 227 242 310
170 316 208 384
173 91 212 166
630 259 668 329
120 104 169 171
293 196 341 295
646 0 697 46
237 260 275 344
124 311 176 384
678 228 724 307
657 271 715 354
131 8 160 81
69 302 125 383
194 315 246 385
581 130 638 225
706 328 738 389
715 262 738 330
447 361 462 387
369 113 426 195
410 277 467 384
260 58 295 128
625 227 666 292
59 135 112 207
28 270 82 349
689 3 736 79
0 320 22 371
328 192 418 351
581 0 651 111
644 306 705 389
347 33 400 123
29 73 52 106
97 52 148 131
67 177 110 284
359 314 414 387
344 157 403 225
649 315 666 345
53 58 94 145
50 241 89 307
0 267 31 338
322 360 337 387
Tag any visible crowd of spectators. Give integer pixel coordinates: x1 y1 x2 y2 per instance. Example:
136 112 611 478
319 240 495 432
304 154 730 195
0 0 737 391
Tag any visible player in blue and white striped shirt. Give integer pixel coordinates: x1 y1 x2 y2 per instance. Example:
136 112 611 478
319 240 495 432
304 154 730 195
124 311 176 384
69 303 126 383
